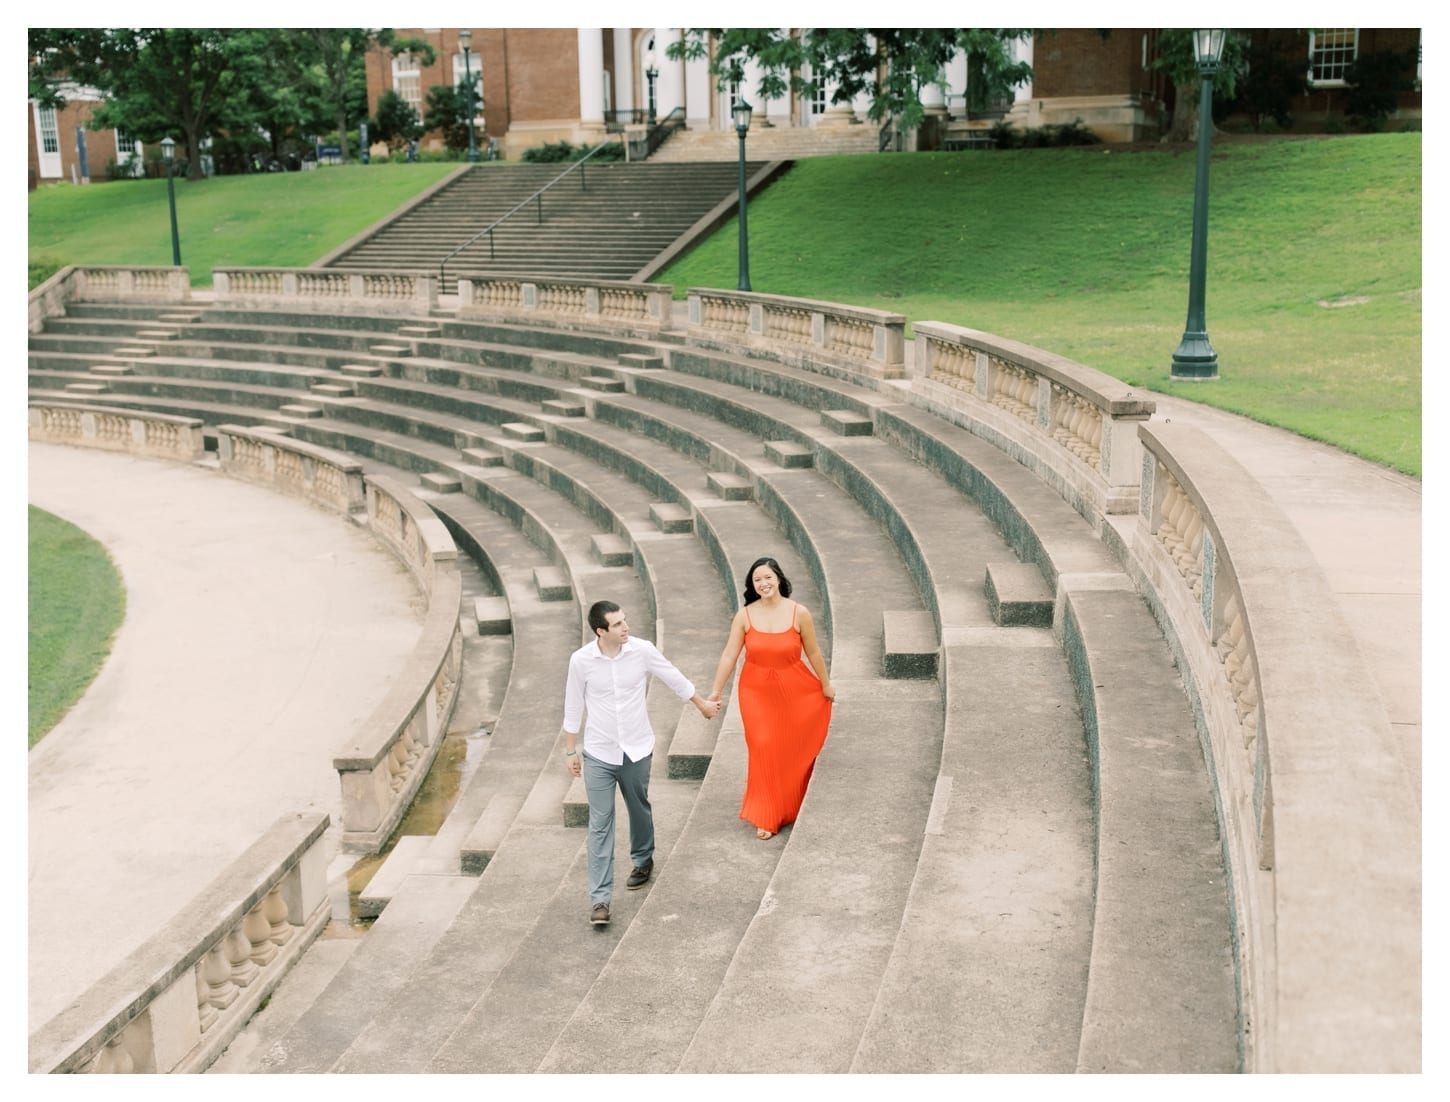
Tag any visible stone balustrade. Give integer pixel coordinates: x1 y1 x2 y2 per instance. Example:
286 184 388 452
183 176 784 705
213 267 437 314
29 265 190 332
331 473 463 852
215 424 367 517
685 288 906 380
1129 421 1419 1073
30 403 206 463
456 274 674 334
910 320 1155 522
28 813 331 1074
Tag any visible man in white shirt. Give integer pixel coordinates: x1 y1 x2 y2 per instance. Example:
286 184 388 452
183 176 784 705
563 600 720 926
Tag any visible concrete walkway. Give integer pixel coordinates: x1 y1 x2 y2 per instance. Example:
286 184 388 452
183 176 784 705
27 443 427 1030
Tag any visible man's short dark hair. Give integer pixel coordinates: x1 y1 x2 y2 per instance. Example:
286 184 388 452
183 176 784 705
588 600 621 636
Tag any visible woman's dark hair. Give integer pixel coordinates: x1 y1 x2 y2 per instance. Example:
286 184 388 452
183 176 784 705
742 556 792 605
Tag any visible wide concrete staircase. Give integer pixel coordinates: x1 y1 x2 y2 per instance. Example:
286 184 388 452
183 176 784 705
324 162 769 290
649 124 881 162
28 301 1240 1073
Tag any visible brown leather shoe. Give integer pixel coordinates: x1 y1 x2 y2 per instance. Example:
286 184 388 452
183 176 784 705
626 859 653 890
590 903 610 926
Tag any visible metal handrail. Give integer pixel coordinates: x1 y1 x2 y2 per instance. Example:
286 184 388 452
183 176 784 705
438 141 617 285
644 106 686 159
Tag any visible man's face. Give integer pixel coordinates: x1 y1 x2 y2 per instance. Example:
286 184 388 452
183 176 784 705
598 609 629 646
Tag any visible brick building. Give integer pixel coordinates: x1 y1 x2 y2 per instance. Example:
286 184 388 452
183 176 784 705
28 89 147 189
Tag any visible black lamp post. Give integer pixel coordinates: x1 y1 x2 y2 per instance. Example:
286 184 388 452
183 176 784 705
160 136 181 266
1170 28 1227 380
460 30 479 163
733 99 753 292
645 46 659 126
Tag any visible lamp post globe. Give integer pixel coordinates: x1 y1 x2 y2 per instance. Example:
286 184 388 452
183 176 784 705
1170 29 1227 380
160 136 181 267
733 100 753 292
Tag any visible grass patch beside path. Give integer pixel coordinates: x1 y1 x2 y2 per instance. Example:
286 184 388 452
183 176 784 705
27 162 458 289
659 134 1421 476
29 506 127 747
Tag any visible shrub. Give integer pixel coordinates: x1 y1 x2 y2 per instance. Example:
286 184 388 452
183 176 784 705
521 139 625 163
1344 48 1418 132
1236 39 1309 131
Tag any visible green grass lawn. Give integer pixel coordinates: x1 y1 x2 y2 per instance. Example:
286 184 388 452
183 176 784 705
658 134 1421 476
28 135 1421 474
28 162 458 289
29 506 127 747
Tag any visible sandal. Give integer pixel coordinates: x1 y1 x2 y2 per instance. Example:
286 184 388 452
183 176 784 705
756 828 775 840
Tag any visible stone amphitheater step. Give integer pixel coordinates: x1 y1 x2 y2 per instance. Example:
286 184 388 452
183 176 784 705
646 356 1239 1069
30 304 1239 1069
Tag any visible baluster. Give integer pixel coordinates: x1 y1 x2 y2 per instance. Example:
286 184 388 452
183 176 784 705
226 925 260 988
91 1031 135 1073
196 959 218 1032
202 940 239 1010
244 898 279 967
264 885 295 948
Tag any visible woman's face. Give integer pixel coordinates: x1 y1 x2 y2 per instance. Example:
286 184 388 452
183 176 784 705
752 565 780 598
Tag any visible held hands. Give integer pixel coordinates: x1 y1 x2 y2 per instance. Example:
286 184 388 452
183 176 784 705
697 694 722 720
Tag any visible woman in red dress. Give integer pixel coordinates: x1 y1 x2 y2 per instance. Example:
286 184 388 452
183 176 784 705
707 557 834 839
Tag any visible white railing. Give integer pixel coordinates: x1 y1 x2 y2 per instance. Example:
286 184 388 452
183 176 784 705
456 274 674 334
30 404 206 462
910 320 1155 521
213 267 438 314
29 265 190 332
331 474 463 851
214 425 367 517
685 288 907 380
28 813 331 1074
1132 421 1419 1073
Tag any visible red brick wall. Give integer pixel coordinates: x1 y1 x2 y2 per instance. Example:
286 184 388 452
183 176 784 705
1033 29 1145 98
29 97 127 185
503 28 580 123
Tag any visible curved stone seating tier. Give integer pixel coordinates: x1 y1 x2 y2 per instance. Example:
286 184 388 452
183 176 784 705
27 277 1416 1070
31 319 1212 1067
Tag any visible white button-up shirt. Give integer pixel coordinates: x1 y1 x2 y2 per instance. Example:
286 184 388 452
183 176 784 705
562 636 696 765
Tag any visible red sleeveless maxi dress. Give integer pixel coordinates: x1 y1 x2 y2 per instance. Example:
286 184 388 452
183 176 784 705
737 602 833 833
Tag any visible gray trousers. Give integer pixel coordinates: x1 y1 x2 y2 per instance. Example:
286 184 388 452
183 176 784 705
582 750 654 905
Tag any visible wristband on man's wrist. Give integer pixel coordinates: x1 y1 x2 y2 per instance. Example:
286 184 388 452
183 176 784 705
565 750 576 756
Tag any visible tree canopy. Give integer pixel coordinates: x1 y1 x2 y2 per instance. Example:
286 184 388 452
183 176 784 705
668 29 1033 130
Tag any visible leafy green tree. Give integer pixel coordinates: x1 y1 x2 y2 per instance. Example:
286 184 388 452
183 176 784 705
35 29 259 180
1236 34 1309 132
1343 47 1418 131
668 29 1033 131
372 90 423 149
423 74 480 153
1148 29 1248 141
291 30 432 163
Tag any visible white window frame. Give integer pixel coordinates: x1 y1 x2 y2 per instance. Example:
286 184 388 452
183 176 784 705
1308 29 1358 88
393 52 422 109
38 104 59 154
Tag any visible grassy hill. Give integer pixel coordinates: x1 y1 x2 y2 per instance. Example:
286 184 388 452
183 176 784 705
28 135 1421 474
658 133 1422 476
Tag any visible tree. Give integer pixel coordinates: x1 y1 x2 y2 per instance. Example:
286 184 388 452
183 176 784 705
669 29 1033 132
1149 29 1248 142
290 30 432 163
1236 34 1309 132
1343 47 1418 131
373 90 423 149
36 29 258 181
423 76 479 153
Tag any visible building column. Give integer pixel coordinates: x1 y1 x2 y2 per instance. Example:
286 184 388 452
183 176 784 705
612 28 635 116
945 50 969 117
576 28 607 137
921 70 948 117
